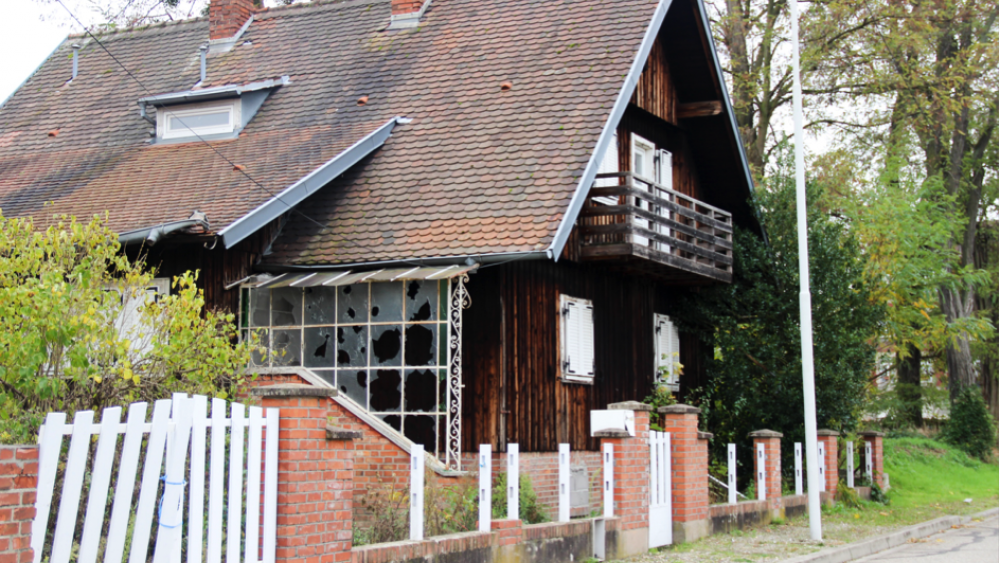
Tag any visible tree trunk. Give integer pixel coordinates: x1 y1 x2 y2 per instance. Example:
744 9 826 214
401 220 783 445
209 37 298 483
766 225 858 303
896 345 922 427
939 285 978 403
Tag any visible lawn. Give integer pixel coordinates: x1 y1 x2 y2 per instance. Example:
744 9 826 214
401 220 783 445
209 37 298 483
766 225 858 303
622 436 999 563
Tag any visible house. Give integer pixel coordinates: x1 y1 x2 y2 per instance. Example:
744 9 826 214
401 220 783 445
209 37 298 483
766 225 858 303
0 0 757 477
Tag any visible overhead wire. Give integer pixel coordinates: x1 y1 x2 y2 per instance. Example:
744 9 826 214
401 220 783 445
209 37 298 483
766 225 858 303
53 0 426 268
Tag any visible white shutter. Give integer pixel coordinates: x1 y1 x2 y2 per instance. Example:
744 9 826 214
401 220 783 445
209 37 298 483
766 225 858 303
593 134 619 205
656 149 673 191
560 295 595 383
654 313 680 391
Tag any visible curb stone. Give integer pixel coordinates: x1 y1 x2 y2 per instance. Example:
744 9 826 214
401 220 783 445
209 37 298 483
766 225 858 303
779 508 999 563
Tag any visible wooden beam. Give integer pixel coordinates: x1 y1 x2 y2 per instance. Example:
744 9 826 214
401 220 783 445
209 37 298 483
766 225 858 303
677 101 722 119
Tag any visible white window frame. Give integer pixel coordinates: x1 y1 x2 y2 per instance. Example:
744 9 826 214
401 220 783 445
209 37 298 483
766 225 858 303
157 100 240 140
559 294 595 384
654 313 680 392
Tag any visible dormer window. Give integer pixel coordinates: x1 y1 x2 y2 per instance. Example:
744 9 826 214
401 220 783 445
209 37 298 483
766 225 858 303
137 76 289 144
158 100 240 140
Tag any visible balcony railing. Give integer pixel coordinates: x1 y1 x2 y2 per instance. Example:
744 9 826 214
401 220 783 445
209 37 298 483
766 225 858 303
576 172 734 283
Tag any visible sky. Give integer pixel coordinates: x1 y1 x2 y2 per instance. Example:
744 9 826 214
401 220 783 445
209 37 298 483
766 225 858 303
0 2 71 104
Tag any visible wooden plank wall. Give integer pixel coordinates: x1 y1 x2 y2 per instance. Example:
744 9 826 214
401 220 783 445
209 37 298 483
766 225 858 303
461 259 702 453
130 219 281 315
630 36 677 125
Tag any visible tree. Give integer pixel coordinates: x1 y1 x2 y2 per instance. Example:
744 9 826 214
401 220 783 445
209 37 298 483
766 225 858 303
0 214 255 442
807 0 999 403
670 145 884 469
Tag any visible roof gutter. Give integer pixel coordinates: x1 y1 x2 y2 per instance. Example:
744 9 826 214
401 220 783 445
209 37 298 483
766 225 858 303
218 116 401 249
547 0 672 262
256 249 550 273
118 212 210 247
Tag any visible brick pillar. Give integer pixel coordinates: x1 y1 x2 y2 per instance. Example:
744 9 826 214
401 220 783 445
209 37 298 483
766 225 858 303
596 401 651 559
859 431 885 488
249 384 359 563
817 429 839 494
659 404 709 544
0 446 37 563
209 0 256 40
748 430 783 516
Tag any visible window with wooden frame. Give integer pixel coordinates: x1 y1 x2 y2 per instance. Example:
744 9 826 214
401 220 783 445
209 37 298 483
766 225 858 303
559 294 595 383
654 313 680 391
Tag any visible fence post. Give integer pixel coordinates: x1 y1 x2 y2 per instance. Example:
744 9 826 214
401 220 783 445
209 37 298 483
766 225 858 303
558 443 570 522
846 441 854 488
250 384 358 563
817 441 826 492
0 445 38 563
817 429 840 494
755 443 766 500
602 443 614 518
864 441 873 484
794 443 802 495
507 444 519 520
410 444 425 541
658 404 710 544
727 444 736 505
479 444 492 533
859 431 884 488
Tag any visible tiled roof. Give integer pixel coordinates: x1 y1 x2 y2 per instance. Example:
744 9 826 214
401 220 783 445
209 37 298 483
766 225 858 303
0 0 659 265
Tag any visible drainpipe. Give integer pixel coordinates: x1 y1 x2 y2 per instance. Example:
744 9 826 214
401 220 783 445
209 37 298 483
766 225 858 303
118 212 210 247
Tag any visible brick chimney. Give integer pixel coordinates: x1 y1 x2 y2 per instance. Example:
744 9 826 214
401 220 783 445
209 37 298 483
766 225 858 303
389 0 430 29
210 0 256 41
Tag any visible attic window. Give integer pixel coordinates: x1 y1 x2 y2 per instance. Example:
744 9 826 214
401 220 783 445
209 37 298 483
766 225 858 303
157 100 240 140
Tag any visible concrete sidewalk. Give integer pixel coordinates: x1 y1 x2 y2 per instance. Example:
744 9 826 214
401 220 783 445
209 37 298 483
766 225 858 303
780 508 999 563
853 514 998 563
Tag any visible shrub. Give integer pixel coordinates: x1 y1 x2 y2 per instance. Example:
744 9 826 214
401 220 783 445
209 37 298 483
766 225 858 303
941 386 997 461
491 472 549 524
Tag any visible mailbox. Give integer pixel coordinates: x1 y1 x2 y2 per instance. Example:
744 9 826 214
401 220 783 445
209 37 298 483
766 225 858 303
590 410 635 436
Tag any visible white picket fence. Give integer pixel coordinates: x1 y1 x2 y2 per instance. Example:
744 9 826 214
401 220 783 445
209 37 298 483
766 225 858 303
32 393 279 563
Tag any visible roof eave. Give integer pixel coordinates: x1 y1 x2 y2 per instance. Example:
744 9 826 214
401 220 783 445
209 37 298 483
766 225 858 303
547 0 673 262
217 116 402 249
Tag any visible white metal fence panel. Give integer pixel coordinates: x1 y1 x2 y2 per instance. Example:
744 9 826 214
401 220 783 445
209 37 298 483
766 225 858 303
755 442 766 500
32 394 279 563
558 443 570 522
794 442 802 495
648 431 672 548
865 441 873 483
602 443 613 518
727 443 737 505
846 442 855 488
478 444 492 533
507 444 519 520
410 444 425 540
817 442 826 492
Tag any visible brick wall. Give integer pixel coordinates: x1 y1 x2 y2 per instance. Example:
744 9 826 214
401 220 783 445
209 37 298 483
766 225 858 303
749 430 783 512
860 432 885 488
659 405 708 524
209 0 255 40
0 446 37 563
599 404 651 533
818 430 840 494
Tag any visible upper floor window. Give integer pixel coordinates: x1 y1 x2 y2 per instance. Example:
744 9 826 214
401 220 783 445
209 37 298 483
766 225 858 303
157 100 240 140
654 313 680 391
559 294 595 384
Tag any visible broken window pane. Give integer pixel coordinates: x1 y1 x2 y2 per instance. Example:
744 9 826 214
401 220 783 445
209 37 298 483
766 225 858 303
336 325 367 367
406 280 438 321
271 329 302 366
370 325 402 366
337 369 368 408
241 288 250 328
369 369 401 412
249 329 269 366
370 282 402 322
303 327 335 368
404 324 437 366
403 415 437 453
337 284 368 324
404 369 437 412
439 369 448 411
438 324 448 366
304 286 337 325
379 414 402 432
439 280 448 320
251 288 270 327
271 287 302 326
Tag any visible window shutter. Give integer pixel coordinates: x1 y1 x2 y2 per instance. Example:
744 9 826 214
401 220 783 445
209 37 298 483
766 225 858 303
593 134 619 205
657 149 673 190
654 313 680 390
115 278 170 355
561 295 595 382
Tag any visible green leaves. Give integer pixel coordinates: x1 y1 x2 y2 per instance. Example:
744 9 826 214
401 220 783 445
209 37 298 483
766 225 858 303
0 214 254 442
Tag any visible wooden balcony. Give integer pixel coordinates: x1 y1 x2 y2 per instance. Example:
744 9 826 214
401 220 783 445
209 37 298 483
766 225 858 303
575 172 734 283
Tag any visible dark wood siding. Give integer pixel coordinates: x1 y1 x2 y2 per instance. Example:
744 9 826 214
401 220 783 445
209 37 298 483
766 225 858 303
630 36 677 124
461 259 701 453
129 220 281 314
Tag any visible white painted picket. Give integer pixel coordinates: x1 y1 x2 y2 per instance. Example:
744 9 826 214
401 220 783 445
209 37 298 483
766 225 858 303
648 431 672 548
31 394 279 563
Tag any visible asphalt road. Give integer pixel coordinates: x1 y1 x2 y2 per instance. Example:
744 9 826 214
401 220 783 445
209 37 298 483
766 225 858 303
853 514 999 563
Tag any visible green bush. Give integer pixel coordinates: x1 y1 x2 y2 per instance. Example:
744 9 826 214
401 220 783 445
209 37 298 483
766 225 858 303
492 472 549 524
941 387 997 461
